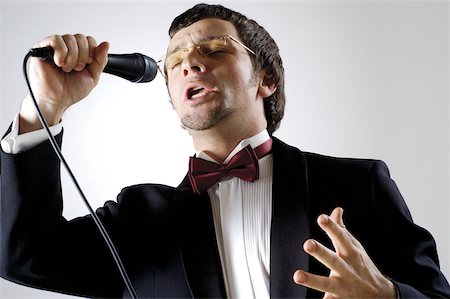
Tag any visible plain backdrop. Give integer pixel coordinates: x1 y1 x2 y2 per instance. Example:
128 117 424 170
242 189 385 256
0 0 449 298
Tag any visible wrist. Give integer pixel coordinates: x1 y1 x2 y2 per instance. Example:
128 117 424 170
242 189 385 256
380 276 398 298
19 94 66 134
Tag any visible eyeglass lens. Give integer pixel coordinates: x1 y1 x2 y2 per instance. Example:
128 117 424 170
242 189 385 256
165 36 227 70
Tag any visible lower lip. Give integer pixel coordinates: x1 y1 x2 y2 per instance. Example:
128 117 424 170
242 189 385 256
185 90 215 104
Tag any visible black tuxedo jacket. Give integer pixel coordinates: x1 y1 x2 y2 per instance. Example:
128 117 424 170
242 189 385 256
1 133 449 298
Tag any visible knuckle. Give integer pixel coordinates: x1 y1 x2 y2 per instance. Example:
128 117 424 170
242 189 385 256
48 34 61 42
74 33 86 40
64 54 77 66
355 251 366 264
62 34 76 42
86 36 98 46
330 254 343 270
327 279 335 293
336 248 348 259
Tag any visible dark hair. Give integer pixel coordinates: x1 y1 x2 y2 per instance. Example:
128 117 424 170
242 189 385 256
168 3 285 135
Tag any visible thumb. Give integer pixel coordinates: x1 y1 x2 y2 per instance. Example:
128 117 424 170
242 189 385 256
88 41 110 83
330 207 345 228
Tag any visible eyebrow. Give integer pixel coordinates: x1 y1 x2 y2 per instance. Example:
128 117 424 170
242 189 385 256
167 35 226 55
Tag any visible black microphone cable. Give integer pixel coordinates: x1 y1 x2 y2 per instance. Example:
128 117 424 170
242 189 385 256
23 50 138 299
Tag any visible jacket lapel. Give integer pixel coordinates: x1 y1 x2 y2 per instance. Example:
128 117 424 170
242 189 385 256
173 137 311 298
173 177 227 298
270 137 311 298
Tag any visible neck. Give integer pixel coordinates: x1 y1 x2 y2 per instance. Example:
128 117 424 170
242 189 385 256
190 122 266 164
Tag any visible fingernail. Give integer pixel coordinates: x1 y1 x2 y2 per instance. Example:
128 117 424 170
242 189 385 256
294 271 307 283
74 62 85 71
62 65 72 72
319 214 329 224
304 240 317 252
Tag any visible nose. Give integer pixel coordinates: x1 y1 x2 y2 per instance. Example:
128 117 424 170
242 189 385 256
181 48 206 77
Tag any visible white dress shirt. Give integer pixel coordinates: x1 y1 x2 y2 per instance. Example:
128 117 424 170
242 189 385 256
1 119 273 299
1 114 63 154
199 130 273 299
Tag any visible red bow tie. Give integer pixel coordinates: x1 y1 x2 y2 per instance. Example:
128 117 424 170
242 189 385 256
188 139 273 194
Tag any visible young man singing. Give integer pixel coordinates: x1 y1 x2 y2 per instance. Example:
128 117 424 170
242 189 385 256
1 3 449 298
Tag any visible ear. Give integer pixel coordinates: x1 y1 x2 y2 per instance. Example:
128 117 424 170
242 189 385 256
258 70 277 99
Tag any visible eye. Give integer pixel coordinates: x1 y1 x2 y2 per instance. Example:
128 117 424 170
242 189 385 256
206 49 225 56
172 60 182 67
166 50 185 69
199 38 227 55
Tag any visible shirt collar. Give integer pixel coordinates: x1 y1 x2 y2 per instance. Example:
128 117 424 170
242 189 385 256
197 130 271 164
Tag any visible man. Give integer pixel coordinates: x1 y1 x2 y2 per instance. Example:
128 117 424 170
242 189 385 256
1 3 449 298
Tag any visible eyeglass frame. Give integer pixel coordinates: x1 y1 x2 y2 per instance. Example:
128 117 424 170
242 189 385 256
157 34 256 80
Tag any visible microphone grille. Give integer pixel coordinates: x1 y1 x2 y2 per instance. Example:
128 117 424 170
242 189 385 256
138 54 158 83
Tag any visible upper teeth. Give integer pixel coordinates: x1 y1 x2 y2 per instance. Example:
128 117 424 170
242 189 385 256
189 86 205 98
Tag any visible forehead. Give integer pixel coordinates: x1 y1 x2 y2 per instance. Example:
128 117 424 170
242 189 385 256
168 18 239 50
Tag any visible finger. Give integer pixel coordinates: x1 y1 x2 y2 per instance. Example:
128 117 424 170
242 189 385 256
323 292 338 299
86 36 98 64
317 214 352 256
293 269 335 294
344 226 363 249
329 207 362 248
73 33 89 71
35 35 68 68
303 239 349 274
86 41 109 83
330 207 345 228
61 34 79 72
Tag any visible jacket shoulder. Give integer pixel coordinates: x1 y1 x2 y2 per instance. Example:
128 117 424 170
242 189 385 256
272 137 389 177
303 151 389 177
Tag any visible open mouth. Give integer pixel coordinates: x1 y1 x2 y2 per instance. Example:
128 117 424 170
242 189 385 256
188 86 207 100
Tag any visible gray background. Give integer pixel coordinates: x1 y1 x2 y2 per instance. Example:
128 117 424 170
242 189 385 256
1 0 448 297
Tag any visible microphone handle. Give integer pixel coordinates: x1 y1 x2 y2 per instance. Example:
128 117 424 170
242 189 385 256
29 47 157 83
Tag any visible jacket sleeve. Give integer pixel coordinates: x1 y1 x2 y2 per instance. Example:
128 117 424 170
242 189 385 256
369 161 450 298
0 130 124 298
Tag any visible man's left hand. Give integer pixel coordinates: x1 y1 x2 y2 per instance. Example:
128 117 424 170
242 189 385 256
293 207 397 298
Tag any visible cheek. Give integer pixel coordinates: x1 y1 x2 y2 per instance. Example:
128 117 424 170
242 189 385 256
231 60 255 84
220 68 241 90
227 67 256 95
166 83 182 114
167 80 182 102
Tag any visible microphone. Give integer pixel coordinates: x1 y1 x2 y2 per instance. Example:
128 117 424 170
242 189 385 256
29 47 158 83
